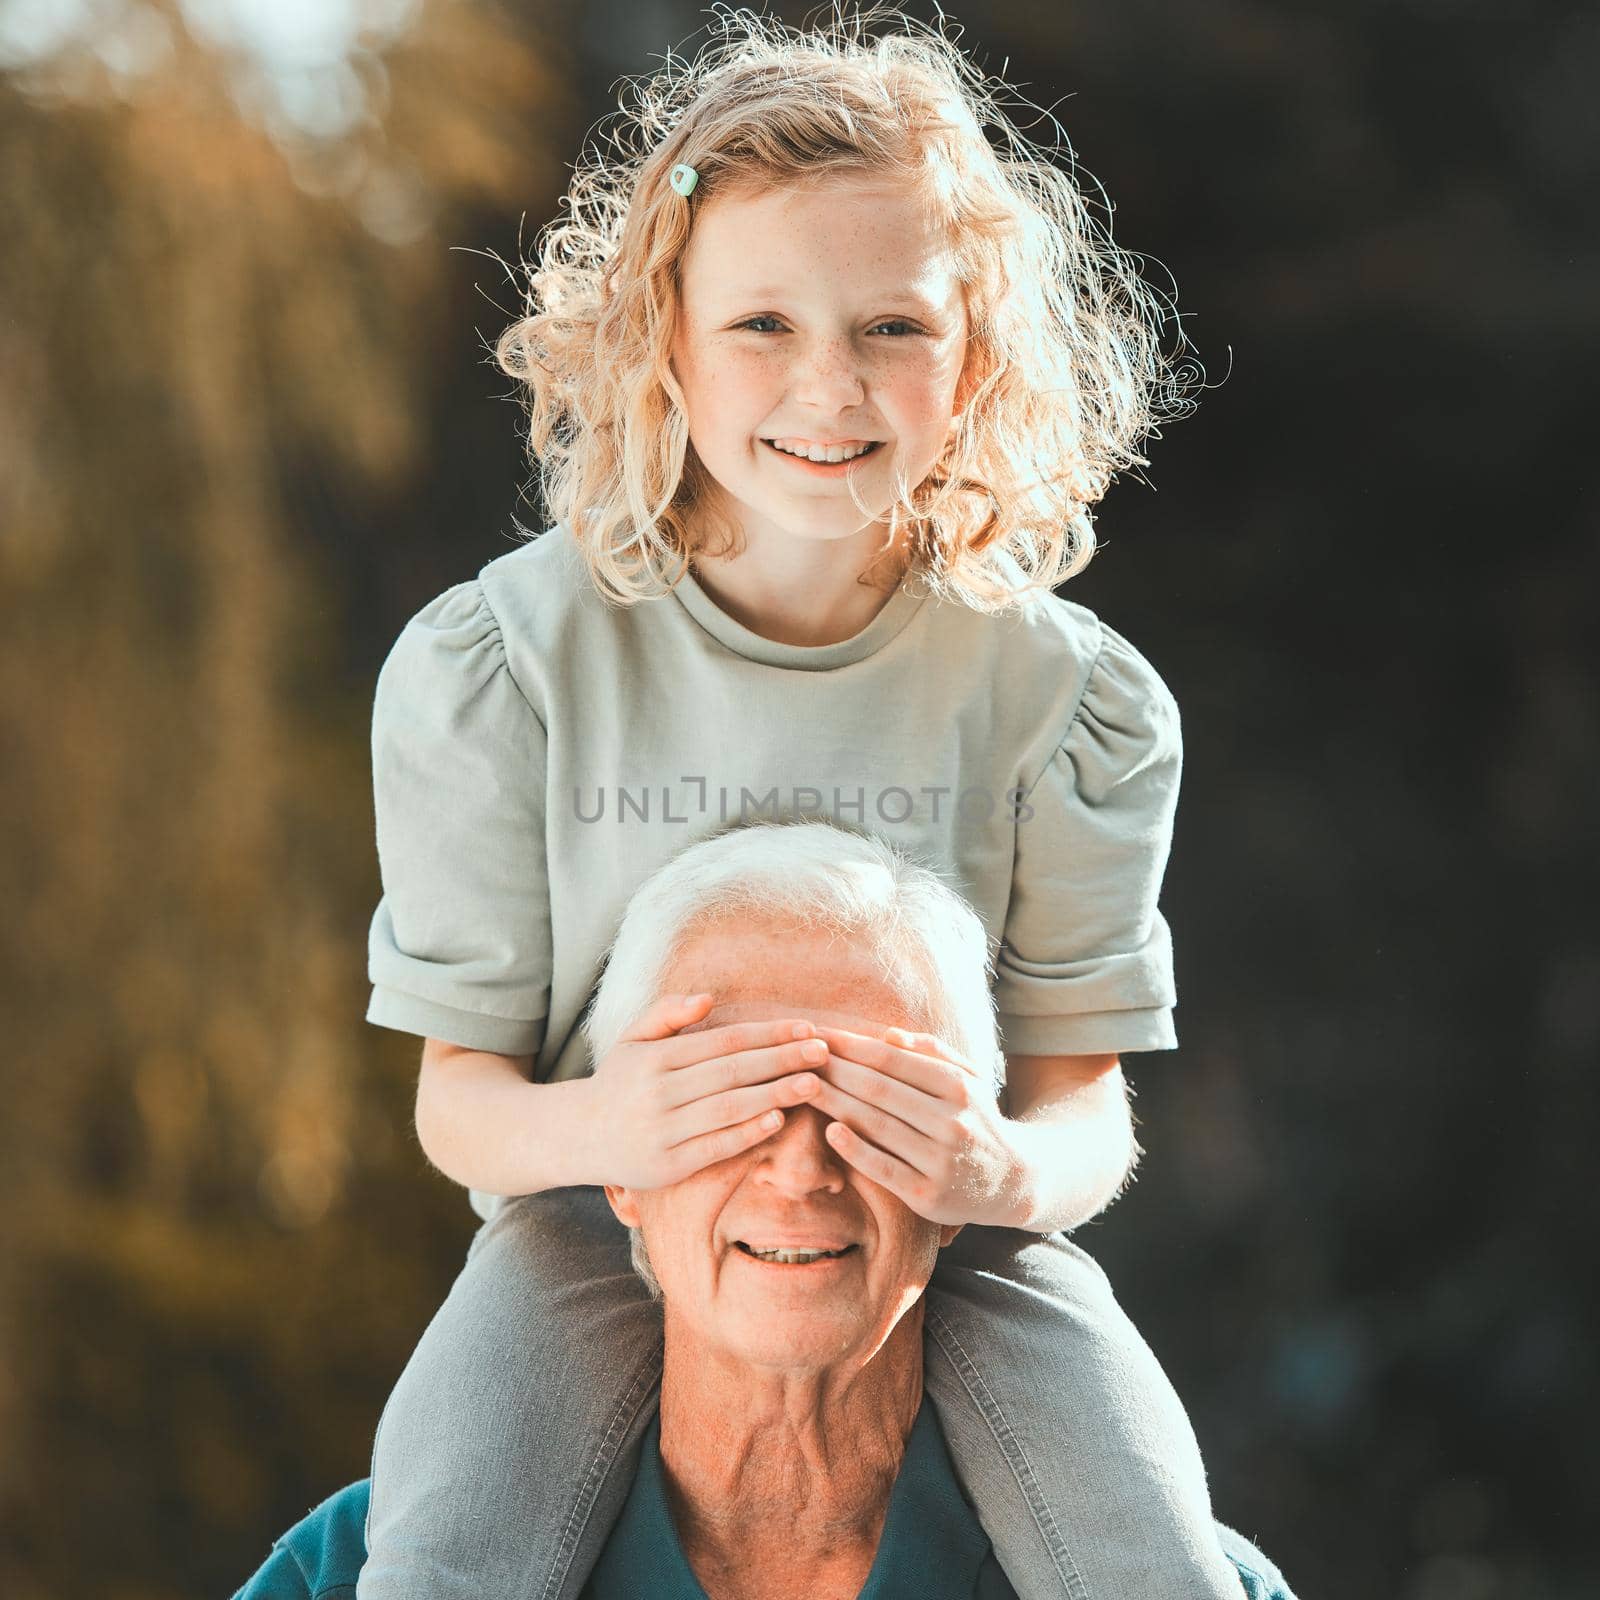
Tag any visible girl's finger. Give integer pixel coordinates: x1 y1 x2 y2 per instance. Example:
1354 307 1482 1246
664 1035 829 1110
657 1017 818 1072
663 1106 789 1184
812 1024 966 1099
816 1052 946 1139
823 1121 929 1213
667 1071 822 1145
885 1026 963 1062
621 991 715 1043
805 1078 939 1176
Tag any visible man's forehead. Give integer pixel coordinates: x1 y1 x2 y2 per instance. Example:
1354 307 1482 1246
681 995 901 1038
660 917 922 1034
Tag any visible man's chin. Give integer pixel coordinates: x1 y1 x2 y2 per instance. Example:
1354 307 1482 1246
713 1294 875 1370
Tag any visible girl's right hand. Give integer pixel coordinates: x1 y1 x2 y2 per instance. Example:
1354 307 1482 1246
589 992 827 1190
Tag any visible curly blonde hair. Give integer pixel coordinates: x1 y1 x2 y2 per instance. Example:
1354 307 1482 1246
496 5 1200 610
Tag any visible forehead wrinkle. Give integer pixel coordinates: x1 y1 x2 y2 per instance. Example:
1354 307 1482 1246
690 996 901 1040
660 942 916 1039
670 980 910 1040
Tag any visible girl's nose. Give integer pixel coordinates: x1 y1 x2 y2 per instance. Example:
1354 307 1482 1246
790 340 865 412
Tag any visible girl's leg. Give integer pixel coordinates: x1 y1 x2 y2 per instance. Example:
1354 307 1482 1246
356 1186 663 1600
924 1225 1242 1600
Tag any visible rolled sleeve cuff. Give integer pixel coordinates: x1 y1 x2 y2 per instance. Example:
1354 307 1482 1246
366 985 545 1056
997 1004 1177 1057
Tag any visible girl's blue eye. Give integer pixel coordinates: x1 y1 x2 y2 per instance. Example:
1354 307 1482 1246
736 317 925 336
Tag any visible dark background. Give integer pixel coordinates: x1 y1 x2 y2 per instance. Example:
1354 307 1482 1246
2 2 1595 1595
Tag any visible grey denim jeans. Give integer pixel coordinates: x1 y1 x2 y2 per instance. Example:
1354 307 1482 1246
357 1187 1241 1600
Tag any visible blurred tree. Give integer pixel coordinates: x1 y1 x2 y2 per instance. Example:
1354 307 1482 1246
0 2 569 1593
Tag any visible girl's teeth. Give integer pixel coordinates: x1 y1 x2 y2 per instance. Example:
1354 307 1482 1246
770 440 874 464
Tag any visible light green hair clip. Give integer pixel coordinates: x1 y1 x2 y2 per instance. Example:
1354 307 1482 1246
668 161 699 197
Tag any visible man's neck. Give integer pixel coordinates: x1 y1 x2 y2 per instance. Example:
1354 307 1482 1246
656 1307 924 1599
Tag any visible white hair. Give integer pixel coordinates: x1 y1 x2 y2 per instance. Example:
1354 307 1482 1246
584 822 1003 1301
583 820 1003 1090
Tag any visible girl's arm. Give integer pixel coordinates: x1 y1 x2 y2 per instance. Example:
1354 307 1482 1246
415 1040 602 1195
414 996 839 1197
998 1051 1137 1233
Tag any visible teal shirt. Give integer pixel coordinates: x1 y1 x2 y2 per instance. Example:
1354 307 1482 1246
235 1403 1295 1599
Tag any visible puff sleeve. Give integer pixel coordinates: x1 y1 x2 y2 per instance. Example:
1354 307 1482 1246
995 621 1182 1056
365 580 551 1055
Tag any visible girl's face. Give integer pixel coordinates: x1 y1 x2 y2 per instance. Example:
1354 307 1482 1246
669 177 969 555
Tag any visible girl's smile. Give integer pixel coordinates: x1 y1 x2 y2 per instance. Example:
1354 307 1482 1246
760 436 887 474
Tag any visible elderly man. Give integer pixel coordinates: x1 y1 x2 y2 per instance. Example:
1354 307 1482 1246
238 825 1294 1599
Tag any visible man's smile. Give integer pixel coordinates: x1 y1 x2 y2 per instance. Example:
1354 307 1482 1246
733 1240 860 1265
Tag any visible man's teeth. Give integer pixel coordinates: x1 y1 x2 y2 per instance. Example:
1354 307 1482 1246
741 1243 849 1263
767 439 877 464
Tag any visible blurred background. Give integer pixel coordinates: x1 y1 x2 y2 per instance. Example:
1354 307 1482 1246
1 0 1595 1595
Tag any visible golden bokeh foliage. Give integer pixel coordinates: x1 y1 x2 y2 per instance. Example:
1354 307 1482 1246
0 3 568 1592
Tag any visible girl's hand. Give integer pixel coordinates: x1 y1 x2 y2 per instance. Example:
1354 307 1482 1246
590 992 827 1190
809 1026 1023 1227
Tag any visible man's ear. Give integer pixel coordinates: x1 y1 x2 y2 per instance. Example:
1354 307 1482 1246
937 1222 964 1249
604 1184 642 1228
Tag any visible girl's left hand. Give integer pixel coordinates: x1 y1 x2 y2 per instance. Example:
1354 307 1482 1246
808 1025 1024 1227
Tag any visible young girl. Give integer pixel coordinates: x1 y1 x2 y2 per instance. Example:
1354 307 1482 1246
359 13 1237 1599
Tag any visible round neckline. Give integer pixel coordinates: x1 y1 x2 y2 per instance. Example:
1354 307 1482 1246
669 563 928 671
